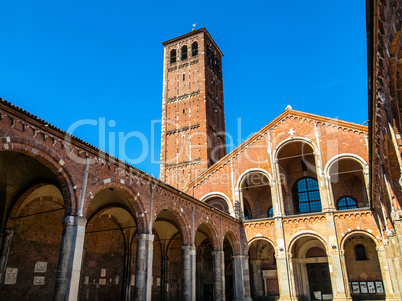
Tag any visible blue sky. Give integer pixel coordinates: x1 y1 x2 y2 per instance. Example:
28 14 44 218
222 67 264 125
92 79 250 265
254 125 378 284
0 0 368 178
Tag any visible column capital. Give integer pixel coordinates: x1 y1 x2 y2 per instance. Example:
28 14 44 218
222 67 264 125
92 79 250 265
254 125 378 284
232 254 249 260
212 250 224 255
135 233 154 242
62 215 87 227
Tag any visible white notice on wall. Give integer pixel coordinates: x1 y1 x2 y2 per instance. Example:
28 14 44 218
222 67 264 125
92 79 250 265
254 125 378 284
367 282 376 293
99 278 106 285
375 281 384 293
101 269 106 277
360 282 368 294
130 275 135 286
34 261 48 273
33 276 45 285
4 268 18 285
157 278 161 287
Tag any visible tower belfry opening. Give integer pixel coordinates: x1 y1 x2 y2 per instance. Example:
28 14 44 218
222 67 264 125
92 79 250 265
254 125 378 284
160 28 226 190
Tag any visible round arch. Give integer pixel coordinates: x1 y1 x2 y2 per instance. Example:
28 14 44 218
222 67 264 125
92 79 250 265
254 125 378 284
339 230 381 251
194 220 220 251
152 204 192 245
86 181 147 233
273 137 318 161
245 236 276 254
200 192 234 216
324 154 369 209
235 168 273 191
0 143 76 214
324 153 368 178
287 231 329 254
223 229 241 255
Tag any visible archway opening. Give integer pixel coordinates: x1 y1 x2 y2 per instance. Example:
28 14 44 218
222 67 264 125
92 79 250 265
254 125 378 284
195 223 214 301
328 158 368 209
248 239 278 299
277 142 319 215
153 209 184 301
224 235 234 300
204 196 230 214
344 234 385 300
0 151 67 300
240 172 272 220
81 188 137 300
291 236 333 300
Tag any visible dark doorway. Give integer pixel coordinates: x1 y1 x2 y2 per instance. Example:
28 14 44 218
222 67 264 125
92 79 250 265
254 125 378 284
306 263 333 300
203 284 213 301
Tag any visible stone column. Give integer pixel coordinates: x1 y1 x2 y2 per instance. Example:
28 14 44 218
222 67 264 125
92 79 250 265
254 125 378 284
325 213 351 300
182 245 196 301
54 215 87 301
134 234 154 301
327 250 351 301
0 229 13 286
249 259 263 298
213 250 225 301
377 245 399 300
233 255 252 301
161 255 169 301
276 252 295 301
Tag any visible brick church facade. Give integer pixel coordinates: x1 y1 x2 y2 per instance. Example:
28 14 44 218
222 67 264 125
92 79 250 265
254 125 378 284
0 1 401 301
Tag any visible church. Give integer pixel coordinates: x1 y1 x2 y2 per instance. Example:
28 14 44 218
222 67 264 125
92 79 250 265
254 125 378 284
0 0 401 301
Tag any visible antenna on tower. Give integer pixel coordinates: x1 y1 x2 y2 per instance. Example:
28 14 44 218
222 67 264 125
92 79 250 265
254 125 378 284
192 24 196 31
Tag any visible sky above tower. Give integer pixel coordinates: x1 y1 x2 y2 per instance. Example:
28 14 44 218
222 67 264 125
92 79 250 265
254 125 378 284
0 0 367 178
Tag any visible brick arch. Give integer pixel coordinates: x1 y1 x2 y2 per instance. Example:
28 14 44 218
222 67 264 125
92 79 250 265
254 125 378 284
85 181 147 234
273 137 318 161
87 204 137 248
194 220 220 251
152 204 192 245
339 230 381 251
324 153 368 178
0 142 76 215
6 183 64 228
325 153 369 209
235 168 273 190
200 192 234 216
245 237 276 254
223 229 241 255
287 230 329 255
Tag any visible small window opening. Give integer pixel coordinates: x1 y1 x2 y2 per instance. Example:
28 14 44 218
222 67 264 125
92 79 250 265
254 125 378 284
191 42 198 56
170 49 176 63
337 196 357 210
181 45 188 60
355 244 368 260
267 207 274 218
183 73 185 81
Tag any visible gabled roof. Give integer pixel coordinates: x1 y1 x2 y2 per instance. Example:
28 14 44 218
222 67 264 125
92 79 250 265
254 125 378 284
186 108 368 189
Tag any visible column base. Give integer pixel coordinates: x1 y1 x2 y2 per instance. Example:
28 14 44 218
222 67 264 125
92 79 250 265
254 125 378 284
332 297 353 301
278 297 298 301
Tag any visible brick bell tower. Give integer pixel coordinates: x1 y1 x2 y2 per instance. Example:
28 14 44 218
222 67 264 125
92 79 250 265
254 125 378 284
160 28 226 190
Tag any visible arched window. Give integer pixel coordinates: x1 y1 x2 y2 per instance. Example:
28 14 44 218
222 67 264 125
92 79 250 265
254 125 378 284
355 244 368 260
170 49 176 63
191 42 198 56
181 45 188 60
267 207 274 218
293 177 322 213
337 196 357 210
